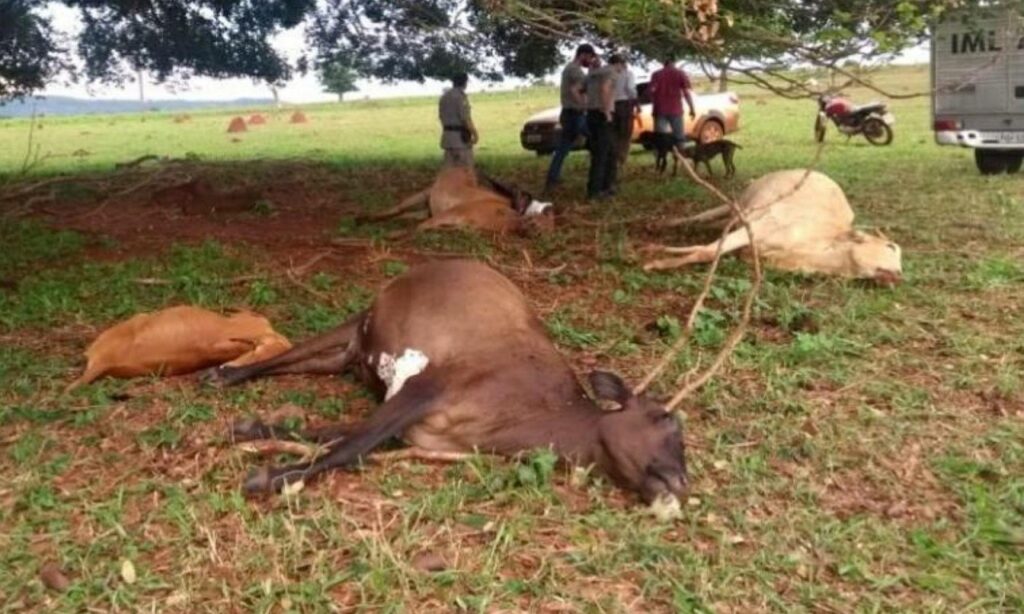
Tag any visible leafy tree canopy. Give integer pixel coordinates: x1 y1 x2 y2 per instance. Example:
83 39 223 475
2 0 1020 102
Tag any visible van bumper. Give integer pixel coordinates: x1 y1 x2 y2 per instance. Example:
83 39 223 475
935 129 1024 149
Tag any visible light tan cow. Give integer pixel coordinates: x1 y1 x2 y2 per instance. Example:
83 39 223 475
66 306 292 392
643 169 902 283
359 166 554 234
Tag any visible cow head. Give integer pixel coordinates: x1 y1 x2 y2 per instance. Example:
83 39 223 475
589 371 688 509
848 230 902 285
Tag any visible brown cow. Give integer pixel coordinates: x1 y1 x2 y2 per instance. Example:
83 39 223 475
66 306 291 392
644 169 903 283
359 167 554 234
208 260 687 512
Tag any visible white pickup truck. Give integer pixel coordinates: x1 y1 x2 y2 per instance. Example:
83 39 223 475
933 9 1024 174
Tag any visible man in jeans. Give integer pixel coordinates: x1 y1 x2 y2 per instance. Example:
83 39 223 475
610 54 639 169
650 55 696 166
585 56 616 201
544 44 597 193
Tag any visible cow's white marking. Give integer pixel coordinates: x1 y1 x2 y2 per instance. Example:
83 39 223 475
376 348 430 400
647 493 682 522
524 200 553 216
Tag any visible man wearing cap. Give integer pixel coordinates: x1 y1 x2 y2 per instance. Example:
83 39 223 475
438 72 479 167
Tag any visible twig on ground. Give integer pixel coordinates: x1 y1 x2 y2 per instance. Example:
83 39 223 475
373 448 481 463
236 440 322 461
114 154 162 170
132 274 262 286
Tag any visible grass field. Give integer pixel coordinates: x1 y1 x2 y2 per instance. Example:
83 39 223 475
1 64 1022 612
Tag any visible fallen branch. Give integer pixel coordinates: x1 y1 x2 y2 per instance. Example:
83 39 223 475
637 143 826 408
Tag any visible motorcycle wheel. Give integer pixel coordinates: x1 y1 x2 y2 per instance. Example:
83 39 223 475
814 116 826 143
863 117 893 146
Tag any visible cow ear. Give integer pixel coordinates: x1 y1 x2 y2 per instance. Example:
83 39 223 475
589 371 632 407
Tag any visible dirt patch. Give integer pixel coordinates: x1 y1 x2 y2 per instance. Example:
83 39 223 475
248 114 266 125
290 110 308 124
29 162 371 257
173 114 191 124
226 117 247 133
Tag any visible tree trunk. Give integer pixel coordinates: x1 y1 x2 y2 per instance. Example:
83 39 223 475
718 60 731 93
338 93 344 102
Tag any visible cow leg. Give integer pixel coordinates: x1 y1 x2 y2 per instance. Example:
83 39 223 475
659 203 735 229
206 312 364 386
231 418 356 445
642 228 752 271
243 375 444 494
357 189 429 222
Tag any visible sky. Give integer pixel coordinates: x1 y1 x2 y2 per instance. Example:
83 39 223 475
40 3 931 104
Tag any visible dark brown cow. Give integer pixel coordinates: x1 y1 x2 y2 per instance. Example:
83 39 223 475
211 260 687 511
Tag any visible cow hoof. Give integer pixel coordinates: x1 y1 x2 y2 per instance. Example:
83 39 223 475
199 366 227 386
231 418 271 442
243 467 273 494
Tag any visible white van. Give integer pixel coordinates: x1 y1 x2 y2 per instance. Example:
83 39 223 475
932 9 1024 174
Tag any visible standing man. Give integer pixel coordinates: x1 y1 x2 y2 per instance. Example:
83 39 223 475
650 54 696 165
544 44 597 193
610 54 639 168
438 72 478 168
585 55 617 201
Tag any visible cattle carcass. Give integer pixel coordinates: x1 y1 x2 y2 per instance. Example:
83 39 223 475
359 166 554 234
643 169 903 283
66 306 291 392
208 260 687 513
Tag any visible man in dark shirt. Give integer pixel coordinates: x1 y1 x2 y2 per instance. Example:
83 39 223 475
544 44 597 193
585 56 616 201
650 55 696 166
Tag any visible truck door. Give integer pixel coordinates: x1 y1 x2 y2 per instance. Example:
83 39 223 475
934 13 1009 126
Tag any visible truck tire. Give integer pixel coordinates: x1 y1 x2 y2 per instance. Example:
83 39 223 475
976 149 1009 175
1004 152 1023 174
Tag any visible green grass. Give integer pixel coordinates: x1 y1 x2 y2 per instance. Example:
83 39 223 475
1 64 1022 611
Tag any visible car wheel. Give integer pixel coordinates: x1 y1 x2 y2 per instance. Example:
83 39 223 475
975 149 1009 175
698 119 724 144
1004 152 1023 174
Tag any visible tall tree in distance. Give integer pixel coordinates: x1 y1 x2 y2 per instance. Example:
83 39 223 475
319 60 359 102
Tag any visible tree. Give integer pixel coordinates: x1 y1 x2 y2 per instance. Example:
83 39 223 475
319 60 358 102
2 0 1018 103
0 0 66 100
490 0 1024 98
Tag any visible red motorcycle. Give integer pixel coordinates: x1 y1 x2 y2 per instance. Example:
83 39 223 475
814 95 895 146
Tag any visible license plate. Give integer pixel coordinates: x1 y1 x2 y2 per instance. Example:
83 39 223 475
999 131 1024 145
525 134 543 144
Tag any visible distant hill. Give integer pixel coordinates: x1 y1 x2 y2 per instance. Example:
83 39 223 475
0 95 276 118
